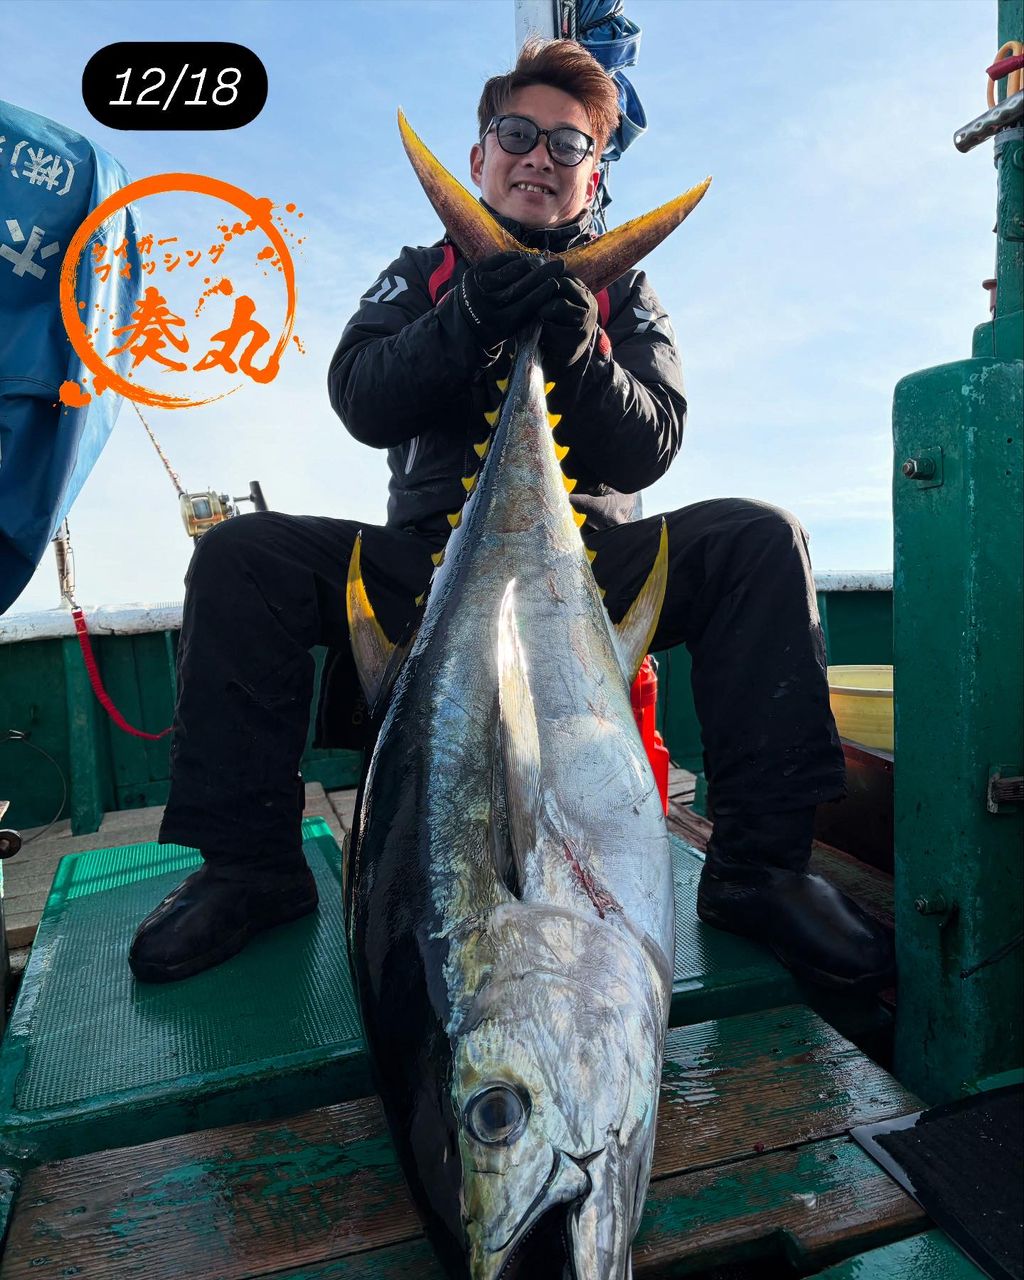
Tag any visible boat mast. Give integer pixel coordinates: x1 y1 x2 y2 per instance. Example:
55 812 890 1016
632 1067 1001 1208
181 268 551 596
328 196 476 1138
513 0 562 45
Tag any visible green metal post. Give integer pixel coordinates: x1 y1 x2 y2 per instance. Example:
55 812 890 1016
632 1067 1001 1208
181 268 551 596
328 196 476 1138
61 637 109 835
892 0 1024 1101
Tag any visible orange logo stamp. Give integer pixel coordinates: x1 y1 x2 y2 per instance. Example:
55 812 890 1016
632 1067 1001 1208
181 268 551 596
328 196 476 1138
58 172 299 410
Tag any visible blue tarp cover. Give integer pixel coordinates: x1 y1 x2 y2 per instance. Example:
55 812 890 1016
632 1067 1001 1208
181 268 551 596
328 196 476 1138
0 100 141 614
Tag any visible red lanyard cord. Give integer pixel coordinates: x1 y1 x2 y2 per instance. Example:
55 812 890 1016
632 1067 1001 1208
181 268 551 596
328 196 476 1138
71 607 173 741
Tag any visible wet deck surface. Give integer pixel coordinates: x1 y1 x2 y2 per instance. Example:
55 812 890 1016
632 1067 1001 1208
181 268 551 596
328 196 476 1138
0 1004 926 1279
0 772 922 1277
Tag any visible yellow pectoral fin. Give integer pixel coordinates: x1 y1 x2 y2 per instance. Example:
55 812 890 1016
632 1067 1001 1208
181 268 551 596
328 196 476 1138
346 534 397 706
613 518 669 684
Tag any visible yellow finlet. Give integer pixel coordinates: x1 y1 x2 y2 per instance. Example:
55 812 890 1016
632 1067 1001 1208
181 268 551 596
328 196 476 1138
447 512 461 529
554 443 569 461
484 409 499 427
572 510 586 529
414 592 425 606
473 439 490 459
563 475 577 494
599 587 607 600
586 547 597 563
431 550 445 566
548 413 561 429
496 378 508 392
461 475 476 492
544 381 555 395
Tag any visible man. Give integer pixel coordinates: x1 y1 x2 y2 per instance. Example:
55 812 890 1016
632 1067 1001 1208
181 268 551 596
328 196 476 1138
130 39 892 991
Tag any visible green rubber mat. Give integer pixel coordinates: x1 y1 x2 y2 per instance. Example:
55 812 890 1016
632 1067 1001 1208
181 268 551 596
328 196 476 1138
0 818 367 1167
669 838 800 1024
0 828 795 1169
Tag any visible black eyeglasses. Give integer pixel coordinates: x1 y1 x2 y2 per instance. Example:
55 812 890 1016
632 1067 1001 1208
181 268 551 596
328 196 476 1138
483 115 595 168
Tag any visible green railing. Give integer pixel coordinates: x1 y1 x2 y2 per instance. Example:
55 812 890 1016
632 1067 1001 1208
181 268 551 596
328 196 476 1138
0 574 892 835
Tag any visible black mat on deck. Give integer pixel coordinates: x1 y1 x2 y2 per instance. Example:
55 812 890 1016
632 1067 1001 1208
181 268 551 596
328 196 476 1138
852 1084 1023 1280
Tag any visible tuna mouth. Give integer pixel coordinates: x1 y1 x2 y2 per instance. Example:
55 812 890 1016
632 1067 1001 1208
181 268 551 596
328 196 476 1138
497 1203 575 1280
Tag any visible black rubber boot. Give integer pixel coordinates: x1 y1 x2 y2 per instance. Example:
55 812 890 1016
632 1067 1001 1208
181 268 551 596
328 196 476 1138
128 860 319 984
696 809 894 990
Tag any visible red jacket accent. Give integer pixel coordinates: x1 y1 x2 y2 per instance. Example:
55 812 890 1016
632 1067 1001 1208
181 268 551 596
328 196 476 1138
427 244 456 304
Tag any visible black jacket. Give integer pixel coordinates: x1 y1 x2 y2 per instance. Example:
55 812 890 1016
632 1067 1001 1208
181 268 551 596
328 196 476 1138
328 206 686 536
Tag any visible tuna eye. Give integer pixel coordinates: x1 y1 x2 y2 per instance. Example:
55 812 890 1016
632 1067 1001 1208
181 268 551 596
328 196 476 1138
465 1084 529 1145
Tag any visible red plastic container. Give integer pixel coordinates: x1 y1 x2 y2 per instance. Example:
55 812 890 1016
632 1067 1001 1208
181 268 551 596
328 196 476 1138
630 655 670 814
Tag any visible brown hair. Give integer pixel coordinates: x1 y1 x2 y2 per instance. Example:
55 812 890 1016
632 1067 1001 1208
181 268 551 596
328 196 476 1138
477 38 619 156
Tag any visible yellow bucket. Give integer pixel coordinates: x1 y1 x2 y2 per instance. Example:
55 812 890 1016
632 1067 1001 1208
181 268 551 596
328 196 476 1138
827 665 894 751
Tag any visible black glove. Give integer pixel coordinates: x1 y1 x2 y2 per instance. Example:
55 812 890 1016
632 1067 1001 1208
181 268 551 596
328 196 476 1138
539 275 600 368
457 251 564 352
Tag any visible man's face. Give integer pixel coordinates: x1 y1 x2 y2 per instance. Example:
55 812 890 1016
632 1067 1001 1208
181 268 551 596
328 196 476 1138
470 84 601 229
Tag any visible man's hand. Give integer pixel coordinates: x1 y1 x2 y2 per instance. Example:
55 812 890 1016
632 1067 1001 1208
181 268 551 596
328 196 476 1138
539 275 600 369
457 251 564 352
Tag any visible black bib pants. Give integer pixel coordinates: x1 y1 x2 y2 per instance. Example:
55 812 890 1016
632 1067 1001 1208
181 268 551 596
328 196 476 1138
158 499 845 873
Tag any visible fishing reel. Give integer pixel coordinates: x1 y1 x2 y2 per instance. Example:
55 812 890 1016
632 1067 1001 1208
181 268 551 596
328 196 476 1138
180 481 268 540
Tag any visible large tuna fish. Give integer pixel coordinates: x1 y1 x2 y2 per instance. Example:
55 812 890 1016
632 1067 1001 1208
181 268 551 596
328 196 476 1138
344 112 710 1280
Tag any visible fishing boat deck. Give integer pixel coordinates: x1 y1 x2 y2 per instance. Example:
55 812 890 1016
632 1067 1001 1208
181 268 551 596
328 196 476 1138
0 770 928 1278
0 1001 979 1279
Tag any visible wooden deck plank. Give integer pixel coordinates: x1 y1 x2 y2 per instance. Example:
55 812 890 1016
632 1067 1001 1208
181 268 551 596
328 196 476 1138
263 1140 926 1279
0 1007 920 1279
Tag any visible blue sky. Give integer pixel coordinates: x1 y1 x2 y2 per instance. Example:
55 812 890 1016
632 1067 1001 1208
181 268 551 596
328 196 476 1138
6 0 999 612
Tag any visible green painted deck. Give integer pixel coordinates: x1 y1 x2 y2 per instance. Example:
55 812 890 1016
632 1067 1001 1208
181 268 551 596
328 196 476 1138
814 1231 989 1279
0 1004 924 1279
0 824 800 1170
